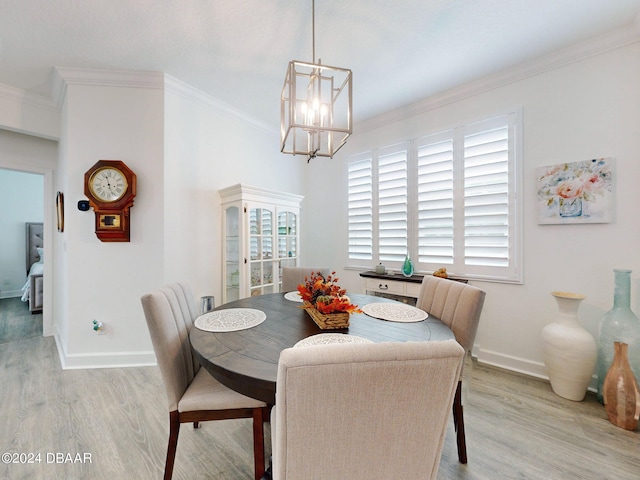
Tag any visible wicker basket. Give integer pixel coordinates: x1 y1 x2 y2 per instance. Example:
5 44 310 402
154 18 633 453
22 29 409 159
302 301 350 330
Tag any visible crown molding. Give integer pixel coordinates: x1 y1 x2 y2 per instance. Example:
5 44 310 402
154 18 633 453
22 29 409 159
163 75 277 134
52 67 165 108
50 67 276 134
358 22 640 133
0 82 58 112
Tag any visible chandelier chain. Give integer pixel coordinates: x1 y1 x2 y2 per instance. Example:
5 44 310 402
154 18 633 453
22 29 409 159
312 0 316 64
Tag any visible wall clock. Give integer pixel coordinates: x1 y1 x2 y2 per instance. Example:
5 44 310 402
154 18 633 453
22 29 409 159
84 160 137 242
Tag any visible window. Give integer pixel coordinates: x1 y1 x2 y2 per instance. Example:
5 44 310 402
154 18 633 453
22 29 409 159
377 144 409 263
347 156 373 261
346 111 522 283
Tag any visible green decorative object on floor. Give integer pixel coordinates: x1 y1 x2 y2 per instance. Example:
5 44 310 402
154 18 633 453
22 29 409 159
597 269 640 404
402 253 414 277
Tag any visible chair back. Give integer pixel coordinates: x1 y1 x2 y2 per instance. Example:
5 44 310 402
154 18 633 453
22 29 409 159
416 276 486 354
281 267 330 292
141 282 200 412
272 340 465 480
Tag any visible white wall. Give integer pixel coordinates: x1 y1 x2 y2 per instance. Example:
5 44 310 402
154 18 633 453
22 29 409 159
303 40 640 383
0 84 59 140
163 79 306 302
57 80 166 367
51 72 306 368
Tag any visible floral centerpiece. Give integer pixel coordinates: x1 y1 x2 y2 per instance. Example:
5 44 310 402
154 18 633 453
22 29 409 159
297 271 361 329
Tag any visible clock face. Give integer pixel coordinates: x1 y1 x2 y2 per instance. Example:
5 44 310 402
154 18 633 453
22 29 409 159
89 167 128 202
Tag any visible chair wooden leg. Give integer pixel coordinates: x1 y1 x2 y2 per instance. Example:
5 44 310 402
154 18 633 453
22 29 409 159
193 421 200 429
252 407 267 480
165 410 181 480
452 381 467 464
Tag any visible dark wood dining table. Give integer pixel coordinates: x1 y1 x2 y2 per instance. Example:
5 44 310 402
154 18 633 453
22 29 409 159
189 292 455 405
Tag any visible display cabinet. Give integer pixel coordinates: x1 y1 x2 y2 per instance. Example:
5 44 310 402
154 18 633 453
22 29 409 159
219 184 303 303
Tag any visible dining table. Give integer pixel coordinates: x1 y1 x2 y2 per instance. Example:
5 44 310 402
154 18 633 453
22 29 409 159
189 292 456 405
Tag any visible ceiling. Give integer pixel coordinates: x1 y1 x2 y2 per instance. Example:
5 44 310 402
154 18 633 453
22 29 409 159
1 0 639 129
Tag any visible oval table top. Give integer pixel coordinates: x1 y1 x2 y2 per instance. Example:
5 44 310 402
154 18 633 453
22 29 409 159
189 292 455 404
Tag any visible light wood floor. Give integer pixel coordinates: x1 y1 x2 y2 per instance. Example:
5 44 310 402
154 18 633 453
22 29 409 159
1 334 638 479
0 297 42 344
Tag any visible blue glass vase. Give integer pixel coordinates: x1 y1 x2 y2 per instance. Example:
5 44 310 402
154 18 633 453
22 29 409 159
402 254 414 277
597 269 640 403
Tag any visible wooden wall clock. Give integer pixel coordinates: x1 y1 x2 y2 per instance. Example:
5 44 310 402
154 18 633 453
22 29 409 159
84 160 137 242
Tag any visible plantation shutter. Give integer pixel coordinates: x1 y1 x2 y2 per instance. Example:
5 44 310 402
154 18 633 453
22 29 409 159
345 109 521 283
377 145 408 262
463 123 510 269
416 135 454 266
347 158 373 264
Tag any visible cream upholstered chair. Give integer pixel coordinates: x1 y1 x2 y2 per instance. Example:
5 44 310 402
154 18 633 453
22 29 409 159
281 267 330 292
415 275 486 464
270 340 465 480
141 282 268 480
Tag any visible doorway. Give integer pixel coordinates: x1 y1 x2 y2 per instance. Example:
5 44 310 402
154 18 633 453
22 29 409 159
0 129 57 338
0 169 45 342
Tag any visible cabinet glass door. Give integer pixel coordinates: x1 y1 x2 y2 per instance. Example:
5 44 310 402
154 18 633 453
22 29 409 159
249 207 275 296
225 206 240 302
277 210 298 291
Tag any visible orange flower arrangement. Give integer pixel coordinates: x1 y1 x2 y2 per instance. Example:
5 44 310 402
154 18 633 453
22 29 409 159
297 271 362 315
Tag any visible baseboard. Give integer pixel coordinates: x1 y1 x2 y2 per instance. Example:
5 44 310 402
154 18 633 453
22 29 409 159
477 347 548 379
54 334 157 369
475 346 598 392
0 290 23 299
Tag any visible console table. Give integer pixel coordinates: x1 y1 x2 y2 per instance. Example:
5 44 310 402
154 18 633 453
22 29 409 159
359 270 467 305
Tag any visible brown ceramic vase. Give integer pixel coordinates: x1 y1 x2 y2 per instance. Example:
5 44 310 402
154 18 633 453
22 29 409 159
603 342 640 430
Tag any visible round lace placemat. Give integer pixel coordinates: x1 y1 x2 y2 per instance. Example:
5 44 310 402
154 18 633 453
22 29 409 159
294 333 373 348
361 302 428 323
194 308 266 332
284 291 303 302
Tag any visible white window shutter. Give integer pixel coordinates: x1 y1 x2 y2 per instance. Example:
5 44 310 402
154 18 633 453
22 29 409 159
347 158 373 263
416 136 454 266
378 146 408 263
464 125 510 268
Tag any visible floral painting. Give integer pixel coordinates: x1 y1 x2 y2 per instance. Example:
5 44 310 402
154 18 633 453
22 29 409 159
537 158 614 224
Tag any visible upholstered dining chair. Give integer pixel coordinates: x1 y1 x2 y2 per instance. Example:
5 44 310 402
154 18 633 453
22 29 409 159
141 282 269 480
281 267 330 292
415 275 486 464
270 340 465 480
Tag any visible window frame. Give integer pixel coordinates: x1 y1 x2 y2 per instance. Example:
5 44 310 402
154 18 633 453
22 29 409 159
345 109 523 284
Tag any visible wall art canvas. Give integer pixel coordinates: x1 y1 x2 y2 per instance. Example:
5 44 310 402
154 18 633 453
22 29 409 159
537 157 614 224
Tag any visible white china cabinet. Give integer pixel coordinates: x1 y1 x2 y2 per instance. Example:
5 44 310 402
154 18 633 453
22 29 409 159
219 184 303 303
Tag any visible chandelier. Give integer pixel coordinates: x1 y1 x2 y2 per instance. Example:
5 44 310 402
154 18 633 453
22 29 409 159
280 0 352 161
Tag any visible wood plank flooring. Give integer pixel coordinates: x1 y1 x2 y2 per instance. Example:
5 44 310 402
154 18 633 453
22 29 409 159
1 334 638 479
0 297 42 344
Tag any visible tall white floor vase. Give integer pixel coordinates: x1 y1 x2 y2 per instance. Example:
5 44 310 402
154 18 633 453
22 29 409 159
542 291 597 401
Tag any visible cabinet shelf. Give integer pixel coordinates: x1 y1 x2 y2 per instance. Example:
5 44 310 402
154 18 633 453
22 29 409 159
220 184 303 303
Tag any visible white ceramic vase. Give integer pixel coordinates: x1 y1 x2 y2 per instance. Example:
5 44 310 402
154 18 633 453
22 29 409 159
541 291 597 401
